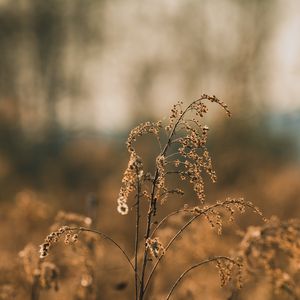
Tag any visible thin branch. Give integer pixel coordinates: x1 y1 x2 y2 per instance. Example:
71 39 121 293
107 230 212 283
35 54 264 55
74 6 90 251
139 103 192 299
139 177 158 299
144 215 197 294
164 171 182 176
165 256 236 300
150 209 185 238
165 152 180 160
69 227 141 284
139 167 161 299
165 161 186 167
134 178 141 300
150 201 223 243
144 199 257 293
156 136 163 153
185 118 204 130
169 137 183 145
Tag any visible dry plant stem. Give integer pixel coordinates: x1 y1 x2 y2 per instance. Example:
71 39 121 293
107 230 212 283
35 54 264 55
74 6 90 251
165 152 181 160
150 209 184 238
68 227 140 284
139 169 159 299
150 199 237 238
144 214 198 294
144 200 259 294
165 256 236 300
134 178 141 300
139 103 191 300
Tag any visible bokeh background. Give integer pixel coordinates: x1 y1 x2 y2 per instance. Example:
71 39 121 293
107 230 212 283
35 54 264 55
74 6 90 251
0 0 299 299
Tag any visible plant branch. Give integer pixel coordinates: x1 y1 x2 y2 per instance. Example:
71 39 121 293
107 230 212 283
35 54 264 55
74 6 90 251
165 256 236 300
69 227 141 284
134 177 141 300
150 209 185 238
139 170 159 299
139 103 192 299
144 199 258 293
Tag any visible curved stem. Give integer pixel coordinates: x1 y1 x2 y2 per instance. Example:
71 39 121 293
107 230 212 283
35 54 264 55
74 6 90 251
185 118 203 129
156 136 162 152
165 152 180 160
70 227 140 284
165 161 186 167
165 256 236 300
144 199 253 293
164 171 182 176
144 215 197 293
150 209 185 238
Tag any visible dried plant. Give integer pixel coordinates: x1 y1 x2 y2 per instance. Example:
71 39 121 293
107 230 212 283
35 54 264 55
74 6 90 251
19 243 59 300
47 211 99 300
39 95 265 300
238 216 300 299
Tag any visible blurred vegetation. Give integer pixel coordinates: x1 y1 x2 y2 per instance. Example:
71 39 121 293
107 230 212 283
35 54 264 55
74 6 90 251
0 0 299 299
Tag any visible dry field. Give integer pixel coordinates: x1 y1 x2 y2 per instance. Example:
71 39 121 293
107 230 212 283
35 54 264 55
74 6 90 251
0 96 299 300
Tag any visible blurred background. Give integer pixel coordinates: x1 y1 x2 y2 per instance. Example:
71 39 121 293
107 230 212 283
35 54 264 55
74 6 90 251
0 0 299 299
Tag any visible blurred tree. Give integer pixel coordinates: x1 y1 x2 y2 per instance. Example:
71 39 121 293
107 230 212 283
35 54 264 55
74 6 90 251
0 0 105 132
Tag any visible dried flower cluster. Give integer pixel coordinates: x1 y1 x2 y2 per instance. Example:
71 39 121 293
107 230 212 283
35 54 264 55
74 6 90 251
126 121 162 153
39 262 59 290
39 226 78 258
117 151 143 215
40 210 97 259
188 197 265 235
36 210 99 299
53 211 98 300
155 155 168 203
117 120 162 216
166 95 230 197
117 94 231 216
19 243 40 284
146 237 165 259
19 243 60 295
238 217 300 298
216 259 242 287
